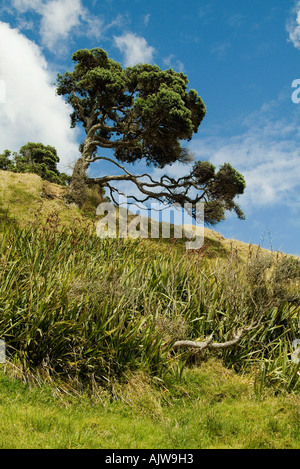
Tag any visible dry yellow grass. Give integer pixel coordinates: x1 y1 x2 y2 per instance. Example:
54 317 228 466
0 170 84 227
0 170 294 261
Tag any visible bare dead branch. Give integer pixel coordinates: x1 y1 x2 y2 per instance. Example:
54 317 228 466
86 155 205 210
172 326 256 352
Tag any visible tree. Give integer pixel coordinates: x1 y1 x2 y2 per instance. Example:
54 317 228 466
14 142 71 185
56 48 245 224
19 142 59 169
14 142 59 182
0 150 14 171
0 143 71 186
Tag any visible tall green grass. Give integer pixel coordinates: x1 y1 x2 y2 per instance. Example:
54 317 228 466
0 214 299 394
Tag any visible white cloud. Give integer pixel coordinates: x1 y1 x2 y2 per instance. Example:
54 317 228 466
287 1 300 49
189 102 300 210
11 0 83 52
0 22 80 172
114 32 155 66
11 0 107 53
39 0 82 51
144 14 151 26
83 14 104 40
163 54 184 73
11 0 41 11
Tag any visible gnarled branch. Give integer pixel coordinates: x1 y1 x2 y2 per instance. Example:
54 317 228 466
88 155 205 210
172 326 255 352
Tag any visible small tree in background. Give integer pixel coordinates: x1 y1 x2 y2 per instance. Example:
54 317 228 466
56 48 246 225
15 142 62 184
0 150 14 171
0 143 71 186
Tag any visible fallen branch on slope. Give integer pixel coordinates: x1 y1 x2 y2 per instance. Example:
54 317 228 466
172 326 255 352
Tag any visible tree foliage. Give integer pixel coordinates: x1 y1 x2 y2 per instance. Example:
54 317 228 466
56 48 246 224
0 143 71 186
0 150 14 171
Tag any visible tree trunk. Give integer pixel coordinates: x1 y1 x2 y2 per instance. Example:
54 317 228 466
66 155 90 207
66 134 96 207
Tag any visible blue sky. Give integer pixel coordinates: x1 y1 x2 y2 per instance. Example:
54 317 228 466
1 0 300 254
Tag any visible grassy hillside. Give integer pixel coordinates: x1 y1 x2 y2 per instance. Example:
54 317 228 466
0 170 300 449
0 170 86 226
0 170 271 259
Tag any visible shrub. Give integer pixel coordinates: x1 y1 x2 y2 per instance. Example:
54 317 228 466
0 143 71 186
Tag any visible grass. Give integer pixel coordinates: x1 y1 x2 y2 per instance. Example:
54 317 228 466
0 171 300 448
0 170 82 227
1 360 300 449
0 197 300 391
0 170 272 259
0 217 299 391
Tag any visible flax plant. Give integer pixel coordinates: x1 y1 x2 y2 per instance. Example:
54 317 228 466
0 214 299 394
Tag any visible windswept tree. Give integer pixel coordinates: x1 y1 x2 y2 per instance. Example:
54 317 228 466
15 142 71 185
56 48 245 224
14 142 60 179
0 143 71 185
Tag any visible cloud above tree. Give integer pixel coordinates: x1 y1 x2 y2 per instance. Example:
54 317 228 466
286 1 300 49
114 32 155 66
0 21 80 171
10 0 107 53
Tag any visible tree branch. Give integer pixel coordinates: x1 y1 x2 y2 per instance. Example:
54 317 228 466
87 155 205 209
172 326 255 351
71 92 88 125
